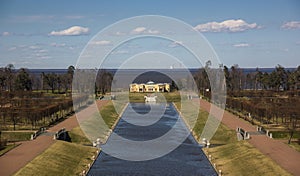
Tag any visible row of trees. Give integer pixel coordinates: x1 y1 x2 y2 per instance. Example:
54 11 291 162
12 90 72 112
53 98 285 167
0 64 75 93
0 93 89 131
226 97 299 124
0 64 115 96
42 66 75 93
95 69 113 95
194 62 300 93
226 96 299 143
223 64 300 91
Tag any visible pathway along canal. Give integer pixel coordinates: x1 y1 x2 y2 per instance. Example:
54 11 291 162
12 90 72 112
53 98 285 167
88 103 217 176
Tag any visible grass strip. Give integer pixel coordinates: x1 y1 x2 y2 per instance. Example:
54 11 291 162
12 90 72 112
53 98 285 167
14 141 96 176
175 101 291 176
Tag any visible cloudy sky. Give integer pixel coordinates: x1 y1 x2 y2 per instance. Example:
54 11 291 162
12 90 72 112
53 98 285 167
0 0 299 68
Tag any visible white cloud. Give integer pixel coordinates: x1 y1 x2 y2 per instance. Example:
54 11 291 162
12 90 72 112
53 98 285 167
115 31 126 36
49 26 89 36
36 55 51 60
131 27 160 34
131 27 147 34
2 32 10 36
168 41 183 48
35 49 47 53
12 15 55 23
148 29 160 34
91 40 112 45
29 45 40 49
194 19 260 32
50 42 67 47
282 48 289 52
281 21 300 30
233 43 250 48
8 46 17 51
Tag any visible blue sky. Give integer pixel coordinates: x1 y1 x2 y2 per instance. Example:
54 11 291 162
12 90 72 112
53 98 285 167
0 0 299 68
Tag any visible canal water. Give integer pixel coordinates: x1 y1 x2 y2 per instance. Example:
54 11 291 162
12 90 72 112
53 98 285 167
88 103 217 176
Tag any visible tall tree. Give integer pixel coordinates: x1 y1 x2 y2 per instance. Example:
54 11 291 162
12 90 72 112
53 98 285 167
261 72 270 90
0 68 6 91
194 61 212 97
66 65 75 92
43 72 57 93
274 65 287 91
5 64 15 91
230 64 243 91
255 68 263 90
287 70 296 90
294 66 300 90
96 69 113 95
223 65 232 91
14 68 32 91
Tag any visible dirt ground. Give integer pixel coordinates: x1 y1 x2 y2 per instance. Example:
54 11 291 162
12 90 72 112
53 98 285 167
198 99 300 176
0 100 108 176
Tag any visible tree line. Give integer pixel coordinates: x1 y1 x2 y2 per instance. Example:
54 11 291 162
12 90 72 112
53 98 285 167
0 64 76 93
194 62 300 93
0 64 114 96
0 91 89 131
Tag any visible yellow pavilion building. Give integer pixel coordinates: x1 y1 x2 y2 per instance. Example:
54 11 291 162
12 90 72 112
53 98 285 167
129 81 170 93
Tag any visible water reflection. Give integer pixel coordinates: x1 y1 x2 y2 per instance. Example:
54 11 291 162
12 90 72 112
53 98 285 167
88 103 216 176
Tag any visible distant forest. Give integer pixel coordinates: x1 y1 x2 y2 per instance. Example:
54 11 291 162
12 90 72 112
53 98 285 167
0 63 299 94
195 62 300 93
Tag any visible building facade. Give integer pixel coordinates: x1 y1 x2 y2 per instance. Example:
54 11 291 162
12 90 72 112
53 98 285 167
130 81 170 93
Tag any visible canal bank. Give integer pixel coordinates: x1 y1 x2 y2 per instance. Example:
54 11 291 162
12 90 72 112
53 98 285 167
88 103 217 176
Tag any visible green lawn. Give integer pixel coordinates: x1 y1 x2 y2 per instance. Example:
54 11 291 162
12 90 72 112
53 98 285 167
175 101 291 176
68 126 92 146
1 131 33 142
13 117 101 176
129 91 181 103
289 141 300 152
271 131 300 139
77 100 122 143
14 141 97 176
100 101 120 128
208 124 291 176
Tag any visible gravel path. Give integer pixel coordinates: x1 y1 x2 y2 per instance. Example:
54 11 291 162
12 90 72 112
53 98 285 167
0 100 108 176
198 99 300 175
